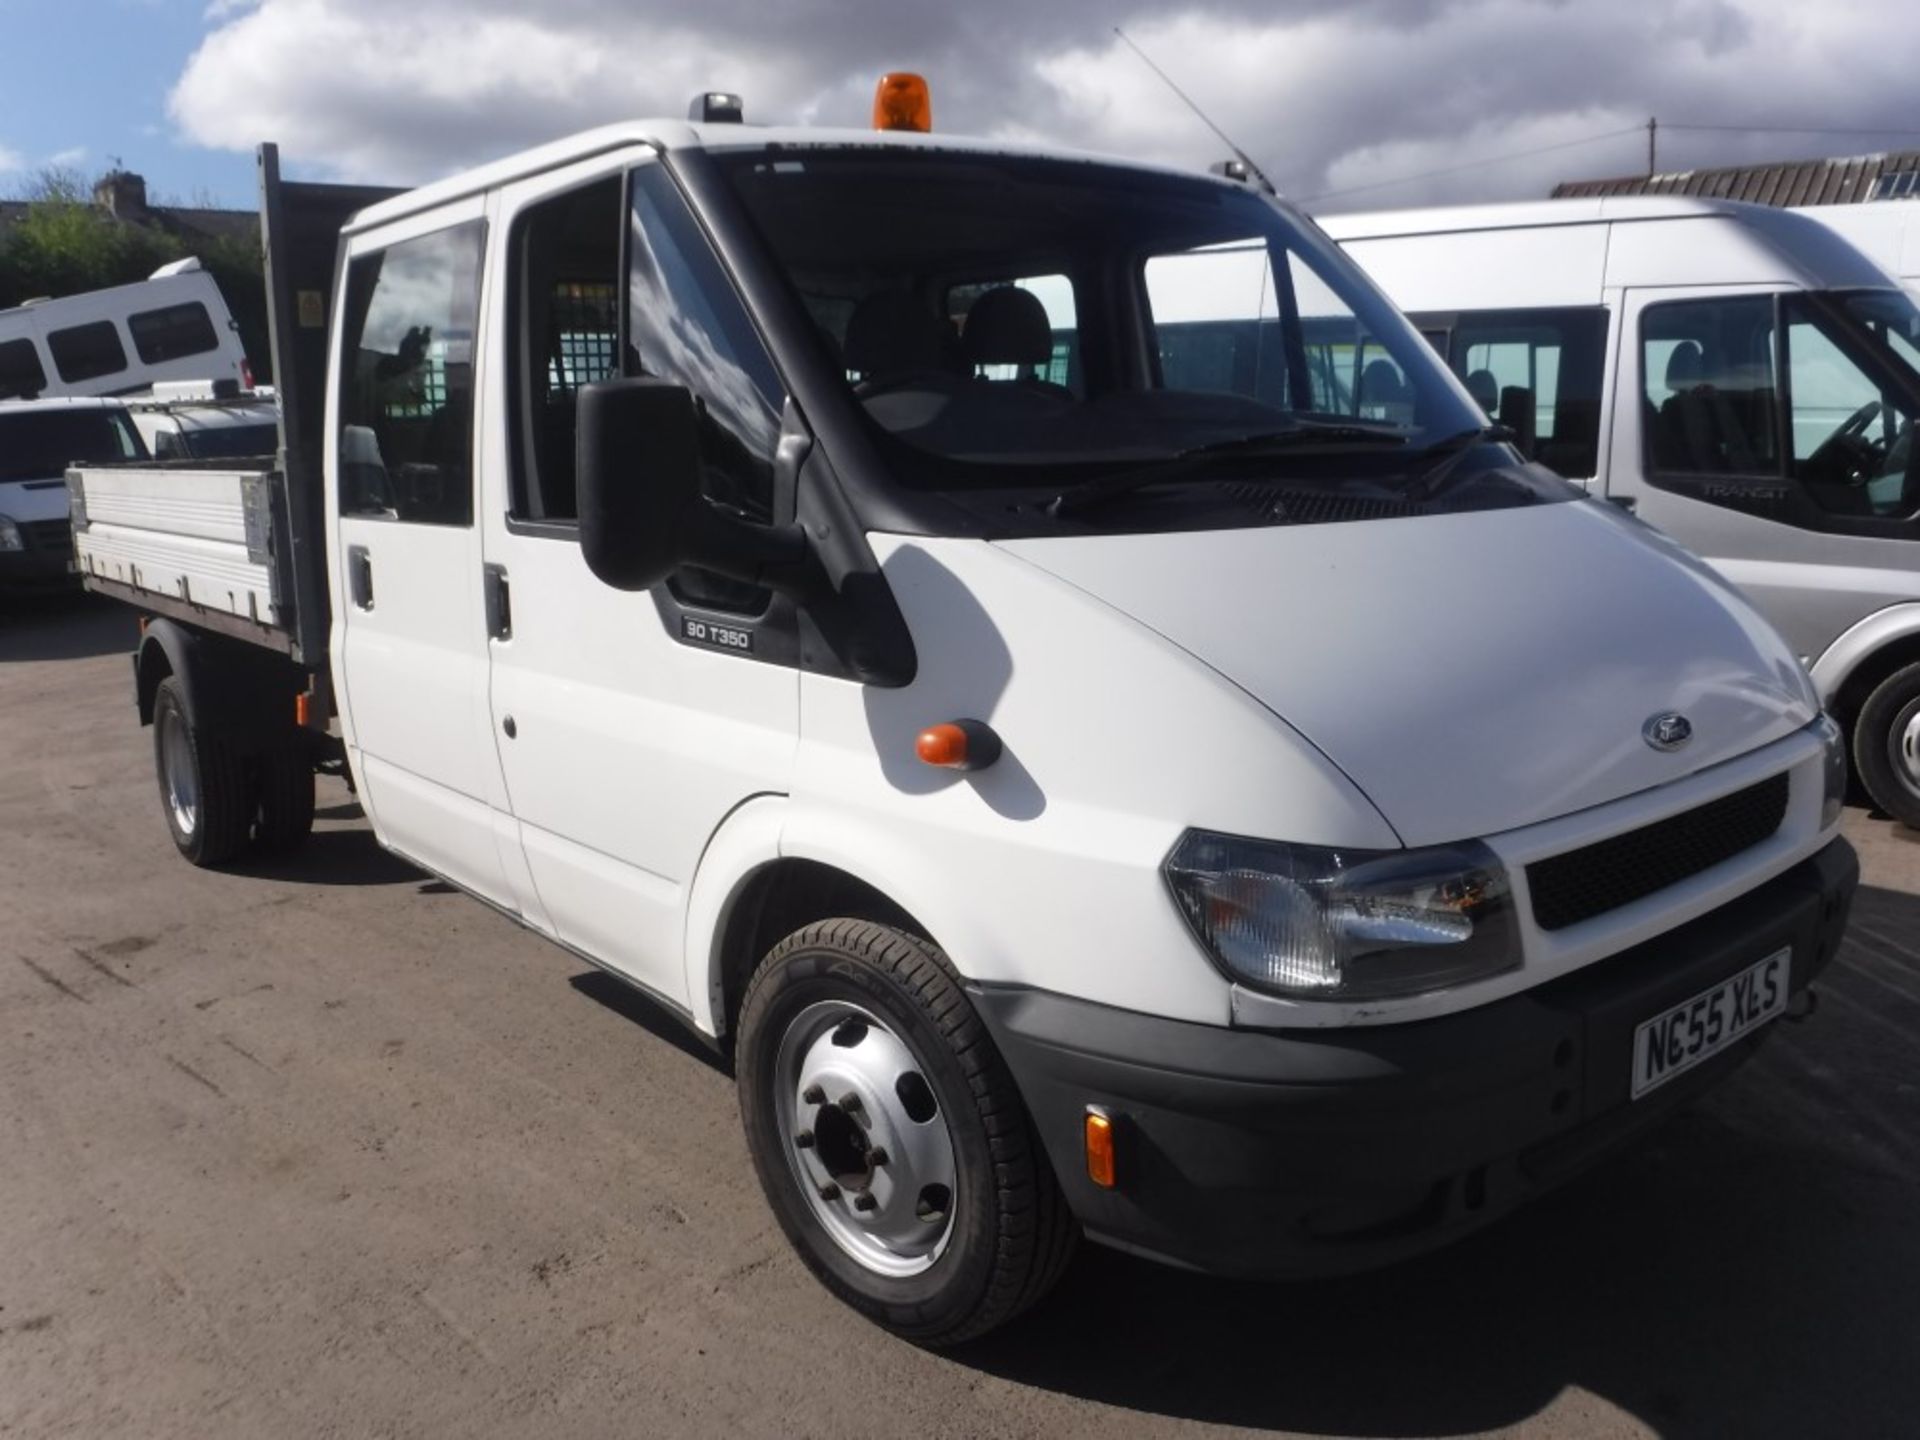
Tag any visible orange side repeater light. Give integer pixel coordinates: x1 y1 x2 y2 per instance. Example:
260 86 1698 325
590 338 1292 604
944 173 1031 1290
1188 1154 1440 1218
873 72 933 133
1084 1109 1117 1189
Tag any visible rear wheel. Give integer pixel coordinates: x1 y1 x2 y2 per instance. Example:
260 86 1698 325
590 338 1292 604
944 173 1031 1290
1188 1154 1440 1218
153 676 250 867
252 742 316 855
1854 662 1920 830
736 919 1076 1345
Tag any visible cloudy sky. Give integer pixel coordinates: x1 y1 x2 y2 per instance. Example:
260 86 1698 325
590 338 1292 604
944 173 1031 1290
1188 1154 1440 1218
3 0 1917 213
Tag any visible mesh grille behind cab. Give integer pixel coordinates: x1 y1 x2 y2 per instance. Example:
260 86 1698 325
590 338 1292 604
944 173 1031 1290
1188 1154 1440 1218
1526 773 1791 932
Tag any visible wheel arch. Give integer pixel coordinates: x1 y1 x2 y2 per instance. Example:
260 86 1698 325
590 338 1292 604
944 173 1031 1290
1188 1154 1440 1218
683 799 957 1045
1811 603 1920 736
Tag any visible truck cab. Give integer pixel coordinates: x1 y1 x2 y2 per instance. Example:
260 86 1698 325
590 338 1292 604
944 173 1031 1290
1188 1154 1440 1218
74 106 1858 1345
1319 197 1920 829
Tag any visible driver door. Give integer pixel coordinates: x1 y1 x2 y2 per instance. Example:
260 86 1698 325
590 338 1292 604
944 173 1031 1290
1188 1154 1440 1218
1609 285 1920 666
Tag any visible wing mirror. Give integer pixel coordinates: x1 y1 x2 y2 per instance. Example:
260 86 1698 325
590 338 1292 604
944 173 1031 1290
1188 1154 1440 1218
576 377 806 592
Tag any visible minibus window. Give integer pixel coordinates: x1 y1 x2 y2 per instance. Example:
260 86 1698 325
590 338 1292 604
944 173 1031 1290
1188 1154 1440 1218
128 303 220 364
1784 299 1918 518
47 320 129 384
1442 308 1608 478
0 338 47 400
336 220 486 526
1641 297 1780 479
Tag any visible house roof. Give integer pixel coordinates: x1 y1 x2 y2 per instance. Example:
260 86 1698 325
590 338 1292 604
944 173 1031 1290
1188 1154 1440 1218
1553 151 1920 208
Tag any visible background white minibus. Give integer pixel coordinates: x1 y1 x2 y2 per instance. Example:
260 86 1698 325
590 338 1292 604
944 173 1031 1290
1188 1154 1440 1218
1794 199 1920 300
0 258 250 401
1314 197 1920 828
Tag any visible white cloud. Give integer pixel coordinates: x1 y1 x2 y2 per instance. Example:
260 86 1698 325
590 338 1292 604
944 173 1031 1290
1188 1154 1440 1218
167 0 1920 209
46 147 89 168
0 143 23 175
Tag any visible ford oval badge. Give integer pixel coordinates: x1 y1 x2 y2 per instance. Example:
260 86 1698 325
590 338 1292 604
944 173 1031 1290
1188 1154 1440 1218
1644 712 1693 752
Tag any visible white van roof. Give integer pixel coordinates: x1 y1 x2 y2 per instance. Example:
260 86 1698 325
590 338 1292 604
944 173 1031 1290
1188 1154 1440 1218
347 120 1222 233
1316 195 1898 304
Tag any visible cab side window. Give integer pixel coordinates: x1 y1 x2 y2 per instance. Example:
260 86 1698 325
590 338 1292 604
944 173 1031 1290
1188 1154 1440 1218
337 221 485 526
508 176 622 524
1640 294 1920 533
628 164 785 613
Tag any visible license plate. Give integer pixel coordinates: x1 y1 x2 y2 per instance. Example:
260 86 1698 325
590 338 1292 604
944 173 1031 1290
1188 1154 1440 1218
1631 948 1791 1100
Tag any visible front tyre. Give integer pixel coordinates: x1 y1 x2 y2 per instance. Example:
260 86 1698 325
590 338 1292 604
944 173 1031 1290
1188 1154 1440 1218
736 920 1076 1345
1854 661 1920 830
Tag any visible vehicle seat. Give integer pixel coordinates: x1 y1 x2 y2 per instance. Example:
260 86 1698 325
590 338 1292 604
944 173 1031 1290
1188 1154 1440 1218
1358 359 1410 422
843 290 957 390
961 286 1065 393
1656 341 1763 473
1464 368 1500 414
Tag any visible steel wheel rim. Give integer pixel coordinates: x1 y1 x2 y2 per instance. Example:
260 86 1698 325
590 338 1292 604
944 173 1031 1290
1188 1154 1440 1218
773 999 958 1279
159 707 198 839
1898 703 1920 791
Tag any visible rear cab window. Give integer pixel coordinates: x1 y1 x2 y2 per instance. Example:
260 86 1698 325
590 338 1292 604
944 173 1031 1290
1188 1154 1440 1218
336 220 487 527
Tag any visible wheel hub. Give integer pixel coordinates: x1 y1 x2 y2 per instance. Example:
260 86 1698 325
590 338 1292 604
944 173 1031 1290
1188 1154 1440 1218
1899 705 1920 788
774 1001 957 1278
159 707 198 838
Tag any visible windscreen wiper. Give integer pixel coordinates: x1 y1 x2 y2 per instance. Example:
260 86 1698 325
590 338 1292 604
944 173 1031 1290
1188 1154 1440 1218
1046 421 1410 519
1399 424 1515 501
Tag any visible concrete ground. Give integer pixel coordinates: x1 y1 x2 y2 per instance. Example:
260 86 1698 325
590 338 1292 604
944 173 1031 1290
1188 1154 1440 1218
2 592 1917 1440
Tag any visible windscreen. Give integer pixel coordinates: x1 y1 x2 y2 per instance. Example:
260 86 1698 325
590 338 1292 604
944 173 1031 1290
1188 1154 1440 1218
717 149 1491 506
0 408 145 482
173 421 280 460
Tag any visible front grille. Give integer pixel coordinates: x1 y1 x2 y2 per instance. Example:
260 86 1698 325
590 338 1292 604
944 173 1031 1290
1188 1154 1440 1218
18 518 72 552
1526 772 1791 932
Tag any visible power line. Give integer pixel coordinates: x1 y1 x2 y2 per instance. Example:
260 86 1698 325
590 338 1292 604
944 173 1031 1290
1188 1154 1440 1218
1300 126 1644 204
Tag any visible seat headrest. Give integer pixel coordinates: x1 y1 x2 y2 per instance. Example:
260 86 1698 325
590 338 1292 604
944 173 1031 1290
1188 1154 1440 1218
963 286 1053 368
1359 358 1407 405
843 290 949 378
1666 340 1705 391
1464 368 1499 412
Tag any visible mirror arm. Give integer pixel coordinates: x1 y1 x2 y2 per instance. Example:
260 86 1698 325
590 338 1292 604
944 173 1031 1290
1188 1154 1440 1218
686 503 815 593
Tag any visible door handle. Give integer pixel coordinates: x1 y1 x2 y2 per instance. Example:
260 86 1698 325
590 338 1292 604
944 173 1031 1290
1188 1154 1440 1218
348 545 374 610
483 563 512 640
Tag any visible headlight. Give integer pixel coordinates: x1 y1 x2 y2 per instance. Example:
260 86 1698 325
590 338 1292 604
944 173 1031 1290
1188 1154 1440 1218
1165 831 1520 1001
0 516 21 552
1815 713 1847 829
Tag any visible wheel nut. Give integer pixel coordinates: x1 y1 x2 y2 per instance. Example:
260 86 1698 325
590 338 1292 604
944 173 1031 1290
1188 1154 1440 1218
853 1193 878 1212
817 1182 840 1201
795 1129 815 1149
839 1091 863 1113
866 1146 889 1167
801 1084 825 1105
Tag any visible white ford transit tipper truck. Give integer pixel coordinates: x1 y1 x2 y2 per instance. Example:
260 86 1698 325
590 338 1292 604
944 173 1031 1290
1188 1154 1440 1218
1317 198 1920 830
68 103 1857 1345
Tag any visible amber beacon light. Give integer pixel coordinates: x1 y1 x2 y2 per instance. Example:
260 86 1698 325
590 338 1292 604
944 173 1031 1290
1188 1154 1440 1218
873 73 933 132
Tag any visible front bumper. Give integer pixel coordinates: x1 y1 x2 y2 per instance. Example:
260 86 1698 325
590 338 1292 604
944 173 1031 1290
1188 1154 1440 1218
971 838 1857 1279
0 543 79 593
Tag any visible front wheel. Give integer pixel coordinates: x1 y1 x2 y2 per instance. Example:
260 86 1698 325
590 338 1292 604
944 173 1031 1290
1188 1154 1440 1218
1854 661 1920 829
735 920 1076 1345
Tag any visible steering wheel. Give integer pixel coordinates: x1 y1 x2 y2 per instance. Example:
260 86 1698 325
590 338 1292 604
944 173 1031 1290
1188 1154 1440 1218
1806 400 1890 485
